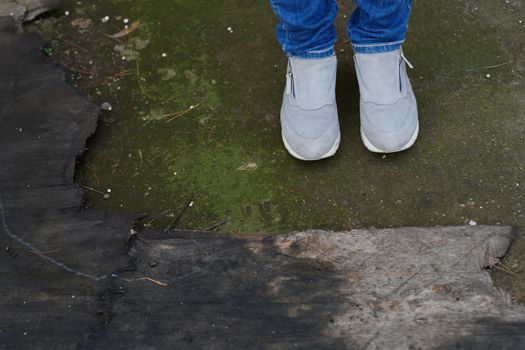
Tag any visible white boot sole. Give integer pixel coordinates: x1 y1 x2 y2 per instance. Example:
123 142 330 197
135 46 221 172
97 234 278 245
361 122 419 154
282 132 341 161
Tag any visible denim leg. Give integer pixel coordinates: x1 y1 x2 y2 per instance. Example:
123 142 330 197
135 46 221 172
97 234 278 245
349 0 413 54
268 0 338 59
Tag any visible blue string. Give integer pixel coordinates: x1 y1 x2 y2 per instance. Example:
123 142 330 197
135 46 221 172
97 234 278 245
0 195 135 283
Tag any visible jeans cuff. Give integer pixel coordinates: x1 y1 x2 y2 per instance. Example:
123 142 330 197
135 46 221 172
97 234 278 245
352 40 404 54
286 46 335 59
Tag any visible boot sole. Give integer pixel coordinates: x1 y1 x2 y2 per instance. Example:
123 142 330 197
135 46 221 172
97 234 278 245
282 132 341 161
360 122 419 154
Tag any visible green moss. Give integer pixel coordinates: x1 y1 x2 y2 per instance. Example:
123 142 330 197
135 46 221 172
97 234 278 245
30 0 523 236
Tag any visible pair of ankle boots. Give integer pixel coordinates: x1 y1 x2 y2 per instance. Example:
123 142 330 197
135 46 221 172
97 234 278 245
280 48 419 160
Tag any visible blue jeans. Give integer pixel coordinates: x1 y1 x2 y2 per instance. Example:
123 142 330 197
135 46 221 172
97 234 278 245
268 0 413 58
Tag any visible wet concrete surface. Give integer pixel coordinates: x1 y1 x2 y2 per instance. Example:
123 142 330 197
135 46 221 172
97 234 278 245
27 0 524 301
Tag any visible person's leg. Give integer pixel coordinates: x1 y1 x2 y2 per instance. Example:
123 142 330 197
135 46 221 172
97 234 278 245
269 0 341 160
349 0 412 54
349 0 419 153
269 0 338 58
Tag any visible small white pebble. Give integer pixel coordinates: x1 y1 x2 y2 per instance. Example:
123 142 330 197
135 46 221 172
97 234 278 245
468 220 477 226
189 201 194 207
123 18 129 24
161 53 168 58
124 25 129 29
485 73 491 79
107 188 112 193
101 16 110 23
64 11 70 16
121 56 126 61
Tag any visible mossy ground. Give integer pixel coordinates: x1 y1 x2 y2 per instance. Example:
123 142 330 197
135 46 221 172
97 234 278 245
28 0 524 300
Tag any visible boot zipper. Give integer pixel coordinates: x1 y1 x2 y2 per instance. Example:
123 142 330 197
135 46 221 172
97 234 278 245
399 52 414 92
285 62 295 98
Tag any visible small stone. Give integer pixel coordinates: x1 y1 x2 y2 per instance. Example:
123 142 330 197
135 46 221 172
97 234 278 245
149 261 158 267
468 220 477 226
103 193 111 200
123 18 129 24
101 102 112 111
64 11 70 16
161 53 168 58
485 73 491 79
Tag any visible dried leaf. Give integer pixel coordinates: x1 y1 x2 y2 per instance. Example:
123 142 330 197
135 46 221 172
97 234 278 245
236 162 257 171
107 21 140 39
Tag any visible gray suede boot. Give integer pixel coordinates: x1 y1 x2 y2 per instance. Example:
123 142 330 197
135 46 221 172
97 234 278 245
280 56 341 161
354 49 419 153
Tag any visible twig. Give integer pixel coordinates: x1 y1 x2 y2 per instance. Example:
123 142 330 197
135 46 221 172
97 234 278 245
138 149 143 168
145 209 173 226
61 38 89 53
85 165 101 187
493 264 517 276
80 185 105 195
201 218 230 231
164 103 200 122
135 60 157 100
165 197 194 232
466 60 512 72
136 276 168 287
498 261 518 271
111 69 135 80
30 250 60 264
90 28 124 44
